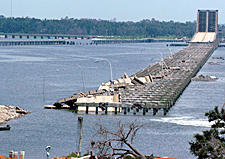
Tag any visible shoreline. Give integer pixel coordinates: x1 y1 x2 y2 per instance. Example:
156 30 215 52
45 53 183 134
0 105 29 125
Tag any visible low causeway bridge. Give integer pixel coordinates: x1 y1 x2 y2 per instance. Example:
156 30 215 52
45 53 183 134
0 33 153 46
0 33 96 46
0 33 96 40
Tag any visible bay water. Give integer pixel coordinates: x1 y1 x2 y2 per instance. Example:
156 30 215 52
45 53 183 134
0 42 224 158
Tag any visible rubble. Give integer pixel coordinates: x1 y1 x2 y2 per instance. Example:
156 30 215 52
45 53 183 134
0 105 29 125
192 74 218 81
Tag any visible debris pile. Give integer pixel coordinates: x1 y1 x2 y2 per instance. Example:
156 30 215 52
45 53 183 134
192 74 218 81
0 105 28 124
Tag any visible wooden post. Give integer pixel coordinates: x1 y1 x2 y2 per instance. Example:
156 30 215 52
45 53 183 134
78 117 83 155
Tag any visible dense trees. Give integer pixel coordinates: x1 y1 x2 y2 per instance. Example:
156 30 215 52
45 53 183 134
190 106 225 159
0 15 196 38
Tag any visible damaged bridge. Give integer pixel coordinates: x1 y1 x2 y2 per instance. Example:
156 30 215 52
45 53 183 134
52 43 218 115
50 10 219 115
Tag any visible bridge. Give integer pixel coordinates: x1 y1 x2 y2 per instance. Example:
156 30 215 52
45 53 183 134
0 33 155 46
49 10 219 115
0 33 96 40
0 33 97 46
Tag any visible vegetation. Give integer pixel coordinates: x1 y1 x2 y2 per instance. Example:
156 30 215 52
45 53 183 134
190 106 225 159
0 15 196 38
91 121 150 159
66 152 80 158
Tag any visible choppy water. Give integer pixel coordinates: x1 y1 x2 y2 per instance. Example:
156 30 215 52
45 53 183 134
0 43 224 159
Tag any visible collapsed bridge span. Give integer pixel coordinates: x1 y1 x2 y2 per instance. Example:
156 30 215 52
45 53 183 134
51 10 219 115
52 42 218 115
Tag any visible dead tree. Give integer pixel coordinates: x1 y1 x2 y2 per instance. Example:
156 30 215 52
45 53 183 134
91 121 148 159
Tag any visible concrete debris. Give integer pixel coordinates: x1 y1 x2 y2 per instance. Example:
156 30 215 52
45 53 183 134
131 76 145 85
212 56 225 60
192 74 218 81
0 105 29 125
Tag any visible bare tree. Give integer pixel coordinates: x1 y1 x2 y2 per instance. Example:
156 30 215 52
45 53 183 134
91 121 149 159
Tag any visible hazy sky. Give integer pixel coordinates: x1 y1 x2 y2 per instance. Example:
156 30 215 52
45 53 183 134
0 0 225 23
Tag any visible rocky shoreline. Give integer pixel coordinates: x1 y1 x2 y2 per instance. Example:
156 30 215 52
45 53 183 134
0 105 29 125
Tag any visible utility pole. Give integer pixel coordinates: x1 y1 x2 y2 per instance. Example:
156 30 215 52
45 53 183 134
95 58 113 90
77 116 83 156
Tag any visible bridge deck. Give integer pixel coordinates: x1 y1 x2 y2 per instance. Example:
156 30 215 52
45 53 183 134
191 32 217 43
53 43 217 115
122 43 216 106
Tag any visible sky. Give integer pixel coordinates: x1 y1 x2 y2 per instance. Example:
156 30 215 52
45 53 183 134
0 0 225 23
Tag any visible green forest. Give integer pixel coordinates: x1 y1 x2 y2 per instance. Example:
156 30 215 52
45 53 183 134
0 15 196 38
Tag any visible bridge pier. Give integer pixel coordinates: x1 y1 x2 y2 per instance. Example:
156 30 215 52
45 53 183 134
105 107 108 115
95 107 98 114
143 108 146 115
153 108 158 116
85 106 88 114
114 107 118 114
123 107 127 115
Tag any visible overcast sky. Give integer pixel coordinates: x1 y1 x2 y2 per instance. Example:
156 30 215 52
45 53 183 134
0 0 225 23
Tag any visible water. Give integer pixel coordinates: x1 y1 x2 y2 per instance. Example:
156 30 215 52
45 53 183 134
0 43 224 159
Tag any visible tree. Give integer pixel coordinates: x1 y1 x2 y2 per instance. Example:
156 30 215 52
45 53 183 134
90 121 149 159
189 106 225 159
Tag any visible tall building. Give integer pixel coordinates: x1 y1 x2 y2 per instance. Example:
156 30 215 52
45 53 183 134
197 10 218 33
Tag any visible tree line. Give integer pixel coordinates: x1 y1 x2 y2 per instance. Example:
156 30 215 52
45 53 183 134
0 15 196 38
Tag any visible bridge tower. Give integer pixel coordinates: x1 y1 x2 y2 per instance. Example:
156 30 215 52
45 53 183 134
191 10 218 43
197 10 218 33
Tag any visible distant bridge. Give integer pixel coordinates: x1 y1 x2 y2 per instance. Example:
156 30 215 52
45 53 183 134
0 33 155 46
0 33 97 40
